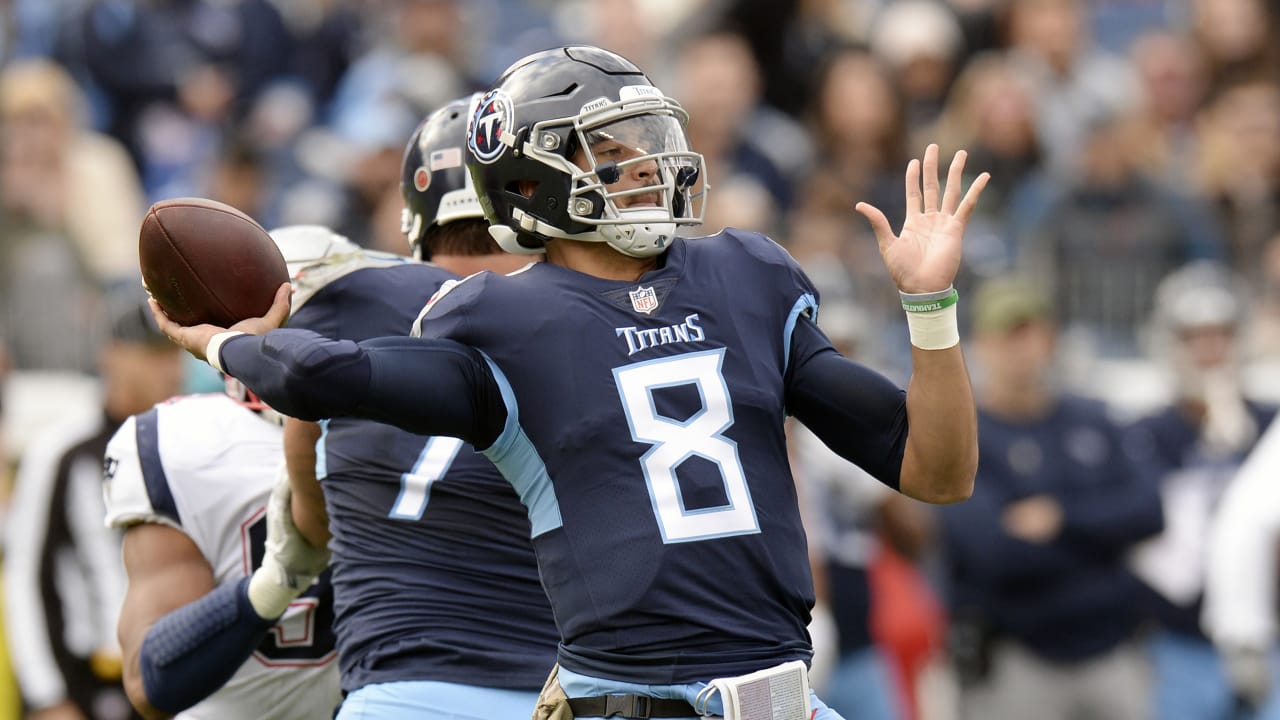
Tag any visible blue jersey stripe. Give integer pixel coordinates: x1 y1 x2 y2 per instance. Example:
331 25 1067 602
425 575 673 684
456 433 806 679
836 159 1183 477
135 408 181 526
783 293 818 372
477 353 563 538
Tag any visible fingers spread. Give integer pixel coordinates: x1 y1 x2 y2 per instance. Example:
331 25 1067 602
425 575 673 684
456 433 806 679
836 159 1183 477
941 150 968 215
904 158 922 216
855 201 894 252
955 172 991 224
921 144 940 212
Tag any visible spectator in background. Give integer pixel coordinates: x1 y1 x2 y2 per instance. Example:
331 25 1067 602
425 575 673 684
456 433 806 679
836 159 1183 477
274 0 364 114
1195 80 1280 279
0 58 144 373
0 58 143 285
867 0 965 147
1186 0 1280 94
325 0 470 149
290 0 474 248
669 28 807 235
932 52 1050 282
1122 30 1209 193
1126 260 1276 720
3 289 184 720
1018 109 1224 358
938 277 1162 720
718 0 847 120
794 46 909 331
1002 0 1138 182
61 0 293 198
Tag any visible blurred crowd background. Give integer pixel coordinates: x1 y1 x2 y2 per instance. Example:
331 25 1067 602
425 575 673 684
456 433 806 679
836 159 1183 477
1 0 1280 718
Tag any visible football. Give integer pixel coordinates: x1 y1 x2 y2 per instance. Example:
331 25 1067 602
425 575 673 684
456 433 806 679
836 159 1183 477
139 197 288 327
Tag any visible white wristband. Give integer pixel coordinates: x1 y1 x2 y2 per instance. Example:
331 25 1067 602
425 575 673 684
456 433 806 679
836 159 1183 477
205 331 246 373
905 304 960 350
901 287 960 350
246 562 300 620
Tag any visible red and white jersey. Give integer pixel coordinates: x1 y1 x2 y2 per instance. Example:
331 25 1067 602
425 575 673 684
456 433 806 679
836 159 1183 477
104 393 340 720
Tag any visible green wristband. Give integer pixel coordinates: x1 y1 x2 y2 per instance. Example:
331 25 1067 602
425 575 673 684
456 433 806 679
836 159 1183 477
901 287 959 314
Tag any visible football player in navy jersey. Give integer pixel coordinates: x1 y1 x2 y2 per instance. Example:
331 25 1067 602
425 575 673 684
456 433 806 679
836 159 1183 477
152 45 988 720
277 95 557 720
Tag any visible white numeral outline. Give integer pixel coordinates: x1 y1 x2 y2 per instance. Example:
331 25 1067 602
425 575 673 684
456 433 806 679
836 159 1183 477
389 436 465 520
613 349 759 543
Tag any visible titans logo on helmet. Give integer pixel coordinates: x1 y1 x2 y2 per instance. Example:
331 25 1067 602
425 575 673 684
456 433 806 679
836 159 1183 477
468 90 513 165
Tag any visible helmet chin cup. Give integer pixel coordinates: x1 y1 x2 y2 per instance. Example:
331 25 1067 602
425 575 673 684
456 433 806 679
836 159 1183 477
599 208 676 258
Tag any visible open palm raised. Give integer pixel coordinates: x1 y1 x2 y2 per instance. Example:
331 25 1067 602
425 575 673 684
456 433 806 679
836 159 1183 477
856 144 990 295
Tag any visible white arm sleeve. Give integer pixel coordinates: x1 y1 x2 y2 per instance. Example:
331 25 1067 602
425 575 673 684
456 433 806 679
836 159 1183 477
1203 419 1280 647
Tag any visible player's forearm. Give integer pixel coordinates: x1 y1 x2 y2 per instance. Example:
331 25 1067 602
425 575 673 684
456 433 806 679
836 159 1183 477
218 331 506 447
136 578 277 715
284 419 330 547
218 329 368 421
899 344 977 504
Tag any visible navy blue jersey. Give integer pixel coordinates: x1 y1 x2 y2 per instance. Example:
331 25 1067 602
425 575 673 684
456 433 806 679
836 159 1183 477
288 261 559 691
415 229 899 682
223 229 911 685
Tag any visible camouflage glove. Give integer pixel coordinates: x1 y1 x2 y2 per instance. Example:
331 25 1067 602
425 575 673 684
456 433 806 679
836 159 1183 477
246 467 331 618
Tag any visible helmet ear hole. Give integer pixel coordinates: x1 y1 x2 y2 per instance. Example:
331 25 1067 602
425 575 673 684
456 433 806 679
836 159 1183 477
511 180 539 199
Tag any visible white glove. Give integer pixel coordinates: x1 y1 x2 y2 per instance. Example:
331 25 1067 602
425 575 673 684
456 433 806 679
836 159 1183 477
1223 645 1272 713
246 468 331 619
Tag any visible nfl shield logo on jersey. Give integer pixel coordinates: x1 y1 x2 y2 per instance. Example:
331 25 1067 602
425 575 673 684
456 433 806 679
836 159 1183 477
629 285 659 314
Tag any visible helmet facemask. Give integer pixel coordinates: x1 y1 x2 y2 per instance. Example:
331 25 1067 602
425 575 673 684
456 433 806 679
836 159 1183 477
513 94 708 258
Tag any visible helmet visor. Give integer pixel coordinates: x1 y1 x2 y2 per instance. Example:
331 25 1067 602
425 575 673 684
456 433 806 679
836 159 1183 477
571 113 704 224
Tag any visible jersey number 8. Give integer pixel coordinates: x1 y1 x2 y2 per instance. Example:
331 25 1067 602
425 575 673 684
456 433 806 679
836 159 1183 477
614 349 760 543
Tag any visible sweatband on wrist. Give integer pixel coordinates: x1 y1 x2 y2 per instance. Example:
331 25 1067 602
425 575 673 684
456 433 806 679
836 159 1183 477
205 331 246 373
138 577 275 714
901 287 960 350
246 561 304 619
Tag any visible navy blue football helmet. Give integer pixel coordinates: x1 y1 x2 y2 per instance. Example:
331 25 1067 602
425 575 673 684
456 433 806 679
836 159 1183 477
401 94 486 260
465 45 706 258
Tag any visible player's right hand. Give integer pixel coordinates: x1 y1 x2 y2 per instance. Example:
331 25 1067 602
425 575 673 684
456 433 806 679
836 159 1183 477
246 468 331 619
149 282 292 362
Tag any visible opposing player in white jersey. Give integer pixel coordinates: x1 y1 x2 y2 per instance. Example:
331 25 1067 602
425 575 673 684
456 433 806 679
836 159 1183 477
104 249 341 717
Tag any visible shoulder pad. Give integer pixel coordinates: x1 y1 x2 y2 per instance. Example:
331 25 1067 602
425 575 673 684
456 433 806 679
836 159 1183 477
103 410 182 530
292 251 416 312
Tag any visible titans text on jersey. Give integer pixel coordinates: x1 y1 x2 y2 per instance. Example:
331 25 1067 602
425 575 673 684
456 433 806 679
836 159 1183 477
218 228 912 685
616 313 706 356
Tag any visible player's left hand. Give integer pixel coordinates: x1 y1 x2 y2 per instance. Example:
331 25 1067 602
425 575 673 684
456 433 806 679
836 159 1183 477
264 466 331 584
246 467 331 619
856 144 990 294
149 282 292 362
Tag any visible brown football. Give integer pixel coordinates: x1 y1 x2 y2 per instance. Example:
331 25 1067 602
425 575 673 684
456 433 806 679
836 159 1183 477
139 197 287 327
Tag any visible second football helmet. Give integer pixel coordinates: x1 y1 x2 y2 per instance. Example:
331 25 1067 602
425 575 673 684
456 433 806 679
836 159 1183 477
465 45 706 258
402 94 488 260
